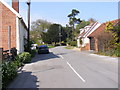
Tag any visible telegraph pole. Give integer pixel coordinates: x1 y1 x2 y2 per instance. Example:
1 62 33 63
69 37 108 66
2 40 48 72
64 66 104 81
59 25 61 46
27 0 31 52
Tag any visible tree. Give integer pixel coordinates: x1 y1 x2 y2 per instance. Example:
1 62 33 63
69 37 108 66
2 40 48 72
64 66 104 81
42 24 67 44
30 19 51 45
105 21 120 56
67 9 82 40
76 20 90 31
31 19 51 32
106 21 120 43
88 18 96 24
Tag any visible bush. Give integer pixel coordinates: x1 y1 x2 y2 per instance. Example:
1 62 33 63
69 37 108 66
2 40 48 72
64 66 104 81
30 50 36 58
2 52 32 88
2 61 18 88
69 41 77 46
17 52 31 63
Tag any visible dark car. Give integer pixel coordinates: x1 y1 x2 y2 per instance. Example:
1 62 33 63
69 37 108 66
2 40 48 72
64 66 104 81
38 45 49 54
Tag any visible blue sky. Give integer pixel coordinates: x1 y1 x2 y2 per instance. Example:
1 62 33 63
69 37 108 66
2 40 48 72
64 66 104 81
7 1 118 26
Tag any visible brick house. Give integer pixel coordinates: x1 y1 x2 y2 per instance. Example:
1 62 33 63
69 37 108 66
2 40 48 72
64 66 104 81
88 19 120 52
77 21 101 50
0 0 28 53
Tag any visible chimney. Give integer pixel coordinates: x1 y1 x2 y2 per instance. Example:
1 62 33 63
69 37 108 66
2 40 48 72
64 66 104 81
12 0 19 13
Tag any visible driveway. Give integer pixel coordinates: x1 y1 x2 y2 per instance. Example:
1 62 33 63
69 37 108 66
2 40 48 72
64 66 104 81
8 46 118 88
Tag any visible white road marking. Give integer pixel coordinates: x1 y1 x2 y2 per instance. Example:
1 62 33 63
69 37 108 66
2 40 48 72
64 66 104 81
67 62 86 83
59 55 64 59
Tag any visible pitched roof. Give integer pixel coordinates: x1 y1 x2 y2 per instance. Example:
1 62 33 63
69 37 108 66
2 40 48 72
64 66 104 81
0 0 22 18
88 19 120 38
77 22 101 38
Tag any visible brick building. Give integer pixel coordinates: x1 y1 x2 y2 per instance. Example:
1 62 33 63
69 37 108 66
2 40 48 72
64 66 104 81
77 21 101 51
88 19 120 52
0 0 28 53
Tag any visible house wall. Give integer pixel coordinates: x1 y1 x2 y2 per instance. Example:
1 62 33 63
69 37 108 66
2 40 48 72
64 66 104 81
81 37 90 47
16 18 27 53
1 2 16 50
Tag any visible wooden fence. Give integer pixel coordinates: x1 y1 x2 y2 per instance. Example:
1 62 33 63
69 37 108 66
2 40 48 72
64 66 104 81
0 48 17 62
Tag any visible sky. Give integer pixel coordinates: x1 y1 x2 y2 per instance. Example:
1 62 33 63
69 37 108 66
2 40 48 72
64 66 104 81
6 0 119 26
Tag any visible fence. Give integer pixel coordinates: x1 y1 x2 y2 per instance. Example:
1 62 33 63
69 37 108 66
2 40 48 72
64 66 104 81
0 48 17 62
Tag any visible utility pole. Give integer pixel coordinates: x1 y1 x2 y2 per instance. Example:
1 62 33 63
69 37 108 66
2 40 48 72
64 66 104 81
27 0 31 52
59 25 61 46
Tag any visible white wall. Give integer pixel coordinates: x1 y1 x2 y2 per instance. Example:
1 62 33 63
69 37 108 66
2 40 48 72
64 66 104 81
16 17 27 53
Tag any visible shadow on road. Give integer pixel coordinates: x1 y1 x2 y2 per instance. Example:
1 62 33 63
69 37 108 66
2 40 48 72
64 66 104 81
32 52 60 63
6 70 39 89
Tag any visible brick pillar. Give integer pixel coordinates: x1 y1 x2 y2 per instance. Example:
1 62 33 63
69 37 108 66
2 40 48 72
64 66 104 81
94 37 98 52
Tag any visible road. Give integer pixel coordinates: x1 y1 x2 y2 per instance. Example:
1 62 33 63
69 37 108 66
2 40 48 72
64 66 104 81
8 46 118 88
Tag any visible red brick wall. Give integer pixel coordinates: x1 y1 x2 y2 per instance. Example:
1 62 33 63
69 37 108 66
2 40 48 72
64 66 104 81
1 2 16 50
0 2 2 48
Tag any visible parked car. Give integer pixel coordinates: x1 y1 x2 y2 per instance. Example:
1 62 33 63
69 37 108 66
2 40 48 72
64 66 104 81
38 45 49 54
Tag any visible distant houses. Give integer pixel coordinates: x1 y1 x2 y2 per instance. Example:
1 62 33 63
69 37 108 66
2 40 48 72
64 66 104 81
0 0 28 53
77 19 120 52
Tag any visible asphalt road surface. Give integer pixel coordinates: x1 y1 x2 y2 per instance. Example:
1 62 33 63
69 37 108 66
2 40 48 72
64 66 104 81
8 46 118 88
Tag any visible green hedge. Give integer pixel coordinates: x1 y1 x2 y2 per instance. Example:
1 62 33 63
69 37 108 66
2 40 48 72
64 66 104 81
2 61 18 88
2 52 32 88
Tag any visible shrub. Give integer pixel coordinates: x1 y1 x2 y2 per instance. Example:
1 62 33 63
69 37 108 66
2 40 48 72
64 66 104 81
30 50 36 58
2 61 18 88
70 41 77 46
17 52 31 63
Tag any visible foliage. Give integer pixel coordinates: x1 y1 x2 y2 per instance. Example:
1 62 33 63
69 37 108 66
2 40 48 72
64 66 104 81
105 22 114 31
42 24 59 44
106 21 120 43
47 45 55 48
76 20 90 29
65 46 74 49
30 19 52 45
69 41 77 46
88 18 96 24
2 61 18 88
67 9 82 40
96 46 120 57
65 25 72 41
68 9 81 26
96 21 120 57
2 51 33 88
30 50 37 58
17 52 31 63
31 19 51 32
42 24 67 44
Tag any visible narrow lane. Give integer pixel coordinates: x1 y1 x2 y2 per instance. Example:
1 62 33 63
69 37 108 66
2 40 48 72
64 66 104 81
8 46 118 88
51 46 118 88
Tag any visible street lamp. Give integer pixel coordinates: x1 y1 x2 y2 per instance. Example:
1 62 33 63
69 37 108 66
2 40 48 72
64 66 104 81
27 0 31 52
